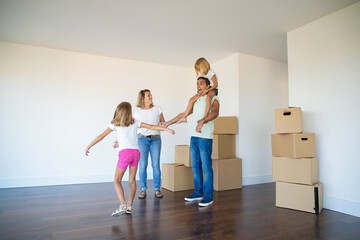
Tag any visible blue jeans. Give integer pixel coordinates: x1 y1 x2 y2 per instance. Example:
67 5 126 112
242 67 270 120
190 136 213 200
138 135 162 191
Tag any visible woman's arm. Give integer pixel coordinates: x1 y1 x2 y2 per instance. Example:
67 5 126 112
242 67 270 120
85 128 112 155
140 122 175 135
159 113 167 127
159 113 165 124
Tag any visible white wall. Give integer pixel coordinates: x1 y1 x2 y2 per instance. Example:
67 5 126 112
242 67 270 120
212 53 240 157
287 2 360 217
0 41 193 188
238 53 289 185
213 53 240 117
0 41 288 189
214 53 289 185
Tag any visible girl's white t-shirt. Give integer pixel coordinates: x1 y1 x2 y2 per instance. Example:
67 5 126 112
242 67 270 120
201 69 217 88
108 120 141 151
133 105 162 136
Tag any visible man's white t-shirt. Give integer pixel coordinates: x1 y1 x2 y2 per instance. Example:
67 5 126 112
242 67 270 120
134 105 162 136
108 120 141 151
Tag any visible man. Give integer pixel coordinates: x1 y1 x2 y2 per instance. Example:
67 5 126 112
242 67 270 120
167 76 220 206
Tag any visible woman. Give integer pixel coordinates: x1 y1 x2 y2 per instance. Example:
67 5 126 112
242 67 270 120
134 89 165 199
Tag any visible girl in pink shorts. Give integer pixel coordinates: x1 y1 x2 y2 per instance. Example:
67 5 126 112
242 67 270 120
85 102 174 216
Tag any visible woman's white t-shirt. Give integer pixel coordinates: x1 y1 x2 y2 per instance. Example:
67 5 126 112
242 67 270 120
133 105 162 136
108 120 141 151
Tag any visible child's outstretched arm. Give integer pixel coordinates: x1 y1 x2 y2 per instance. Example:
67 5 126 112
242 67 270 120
140 122 175 135
201 75 218 96
85 128 112 155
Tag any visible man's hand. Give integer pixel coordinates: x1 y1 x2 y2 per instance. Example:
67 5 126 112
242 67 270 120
113 141 119 148
196 120 204 133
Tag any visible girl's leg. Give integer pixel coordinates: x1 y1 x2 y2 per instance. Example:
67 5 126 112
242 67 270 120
128 166 138 204
114 167 127 205
202 91 216 119
126 150 140 214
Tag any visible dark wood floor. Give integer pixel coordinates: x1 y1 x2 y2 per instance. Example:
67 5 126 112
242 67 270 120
0 182 359 240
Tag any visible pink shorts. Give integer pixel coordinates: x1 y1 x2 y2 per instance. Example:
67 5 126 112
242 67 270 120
117 149 141 170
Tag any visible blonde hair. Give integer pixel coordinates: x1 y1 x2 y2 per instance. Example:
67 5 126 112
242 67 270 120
194 57 210 76
136 89 153 108
111 102 135 127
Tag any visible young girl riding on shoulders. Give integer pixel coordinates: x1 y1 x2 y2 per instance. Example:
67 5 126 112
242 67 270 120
165 57 218 126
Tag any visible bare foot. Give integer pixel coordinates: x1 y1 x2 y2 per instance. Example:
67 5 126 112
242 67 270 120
159 122 168 127
177 118 187 124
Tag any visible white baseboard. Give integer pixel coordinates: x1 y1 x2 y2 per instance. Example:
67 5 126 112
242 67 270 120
0 174 274 189
0 174 114 189
242 174 273 186
0 171 153 189
324 195 360 218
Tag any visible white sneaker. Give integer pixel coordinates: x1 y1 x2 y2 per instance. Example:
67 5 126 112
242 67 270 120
198 198 213 207
184 193 203 202
111 204 126 217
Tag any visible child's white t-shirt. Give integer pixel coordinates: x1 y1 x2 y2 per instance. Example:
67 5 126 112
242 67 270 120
202 69 217 88
108 120 141 151
133 106 162 136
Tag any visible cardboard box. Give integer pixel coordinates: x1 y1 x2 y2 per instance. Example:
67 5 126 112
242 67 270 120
212 135 236 159
275 107 302 133
272 157 318 185
214 116 238 134
271 133 316 158
276 182 323 214
161 163 194 192
213 158 242 191
175 145 191 167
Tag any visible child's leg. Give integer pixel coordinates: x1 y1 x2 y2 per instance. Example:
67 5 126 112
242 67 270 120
164 94 200 127
126 165 138 214
177 94 200 123
114 167 127 205
203 91 216 119
128 166 138 204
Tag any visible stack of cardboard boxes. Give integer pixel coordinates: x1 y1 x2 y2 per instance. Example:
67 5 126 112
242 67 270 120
271 107 323 214
212 116 242 191
162 116 242 192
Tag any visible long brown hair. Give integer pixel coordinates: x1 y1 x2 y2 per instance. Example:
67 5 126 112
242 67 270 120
111 102 135 127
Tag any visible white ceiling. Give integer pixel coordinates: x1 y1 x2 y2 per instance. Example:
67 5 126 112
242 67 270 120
0 0 358 67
